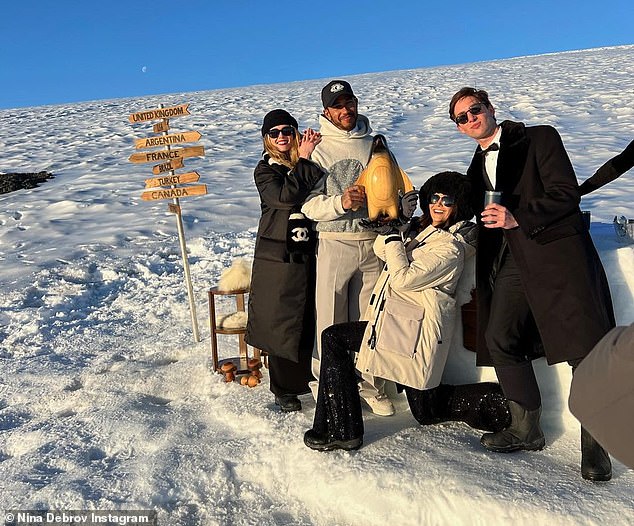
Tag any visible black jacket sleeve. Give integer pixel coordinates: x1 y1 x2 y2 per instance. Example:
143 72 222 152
254 158 324 210
579 140 634 196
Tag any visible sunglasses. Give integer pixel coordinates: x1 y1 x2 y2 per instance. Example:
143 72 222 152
454 103 485 125
268 126 295 139
429 194 456 207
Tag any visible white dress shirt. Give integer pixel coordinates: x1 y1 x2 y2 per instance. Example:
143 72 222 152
484 126 502 189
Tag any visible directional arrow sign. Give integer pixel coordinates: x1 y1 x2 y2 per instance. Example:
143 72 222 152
144 172 200 188
135 131 202 149
141 184 207 201
129 104 190 123
152 158 184 175
129 145 205 164
153 120 170 133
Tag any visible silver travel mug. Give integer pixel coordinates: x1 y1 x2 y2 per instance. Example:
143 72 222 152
483 191 502 224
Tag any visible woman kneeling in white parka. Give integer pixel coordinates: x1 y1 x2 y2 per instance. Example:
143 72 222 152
304 171 510 451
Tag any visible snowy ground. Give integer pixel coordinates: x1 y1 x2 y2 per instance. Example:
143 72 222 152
1 45 633 525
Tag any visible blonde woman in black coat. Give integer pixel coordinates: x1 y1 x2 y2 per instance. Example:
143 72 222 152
245 109 323 412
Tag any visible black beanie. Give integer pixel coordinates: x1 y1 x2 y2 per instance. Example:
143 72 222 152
420 171 474 224
261 109 298 136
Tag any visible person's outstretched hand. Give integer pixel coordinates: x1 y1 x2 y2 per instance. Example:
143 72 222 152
298 128 322 159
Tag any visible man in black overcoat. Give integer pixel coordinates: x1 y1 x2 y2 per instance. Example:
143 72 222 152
449 87 616 481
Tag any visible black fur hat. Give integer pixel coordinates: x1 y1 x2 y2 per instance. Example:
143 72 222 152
420 171 473 224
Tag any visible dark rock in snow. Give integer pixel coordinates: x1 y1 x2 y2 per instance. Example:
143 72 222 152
0 171 54 194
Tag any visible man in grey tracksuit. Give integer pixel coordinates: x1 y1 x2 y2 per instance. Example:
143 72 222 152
302 80 393 416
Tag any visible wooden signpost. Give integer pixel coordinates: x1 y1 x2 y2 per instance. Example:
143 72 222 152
128 103 207 343
152 158 185 175
135 131 202 149
141 184 207 201
153 121 170 134
144 171 200 188
128 104 190 123
128 145 205 164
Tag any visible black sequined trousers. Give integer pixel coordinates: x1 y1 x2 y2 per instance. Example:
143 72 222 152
311 321 511 441
312 321 367 441
406 382 510 431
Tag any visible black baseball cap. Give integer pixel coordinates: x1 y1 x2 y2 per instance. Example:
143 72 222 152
321 80 355 108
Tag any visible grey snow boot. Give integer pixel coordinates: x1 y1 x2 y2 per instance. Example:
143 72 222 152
480 400 545 452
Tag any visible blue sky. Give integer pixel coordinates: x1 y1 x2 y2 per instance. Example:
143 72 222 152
1 0 632 109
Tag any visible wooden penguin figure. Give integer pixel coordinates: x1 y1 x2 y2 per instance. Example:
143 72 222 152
355 134 414 221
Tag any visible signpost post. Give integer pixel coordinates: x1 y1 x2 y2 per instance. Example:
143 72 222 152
129 103 206 343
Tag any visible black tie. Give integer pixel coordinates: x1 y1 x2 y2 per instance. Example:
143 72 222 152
480 143 499 155
480 143 498 189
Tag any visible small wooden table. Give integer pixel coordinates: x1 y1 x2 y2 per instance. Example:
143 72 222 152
208 287 262 374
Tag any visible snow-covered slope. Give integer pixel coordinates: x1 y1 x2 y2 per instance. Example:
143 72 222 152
1 45 633 525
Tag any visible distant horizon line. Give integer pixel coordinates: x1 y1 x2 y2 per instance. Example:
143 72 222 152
2 43 632 112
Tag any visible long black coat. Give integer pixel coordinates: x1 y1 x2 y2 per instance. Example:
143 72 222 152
245 156 323 362
467 120 615 366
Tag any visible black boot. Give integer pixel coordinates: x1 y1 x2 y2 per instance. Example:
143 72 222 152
481 400 545 452
581 427 612 481
275 394 301 412
406 383 511 432
303 429 363 452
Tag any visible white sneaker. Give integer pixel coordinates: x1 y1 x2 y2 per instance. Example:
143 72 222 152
363 394 395 416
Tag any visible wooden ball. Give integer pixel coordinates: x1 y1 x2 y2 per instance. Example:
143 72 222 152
247 375 259 388
240 375 249 386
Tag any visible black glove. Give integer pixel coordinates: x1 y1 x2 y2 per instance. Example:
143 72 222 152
360 189 418 236
359 217 412 236
399 189 419 222
359 218 399 235
612 140 634 173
